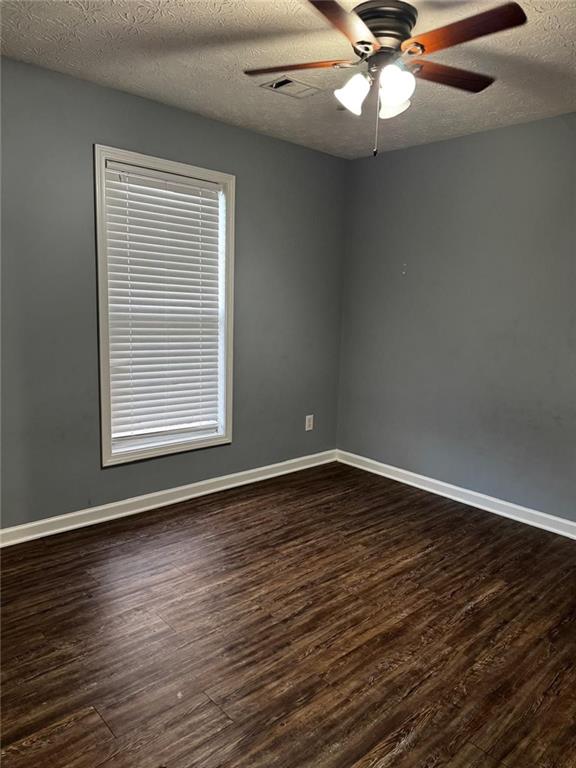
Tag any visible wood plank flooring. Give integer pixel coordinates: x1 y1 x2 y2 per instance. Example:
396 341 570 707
2 462 575 767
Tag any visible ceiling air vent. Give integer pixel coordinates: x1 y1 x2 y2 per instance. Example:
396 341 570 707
260 77 320 98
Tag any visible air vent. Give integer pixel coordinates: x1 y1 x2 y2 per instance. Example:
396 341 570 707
260 77 320 98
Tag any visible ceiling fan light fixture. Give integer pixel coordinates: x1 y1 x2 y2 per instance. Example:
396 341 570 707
334 72 371 115
379 99 411 120
379 64 416 107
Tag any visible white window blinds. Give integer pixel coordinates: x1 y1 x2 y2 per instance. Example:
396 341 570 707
96 147 234 465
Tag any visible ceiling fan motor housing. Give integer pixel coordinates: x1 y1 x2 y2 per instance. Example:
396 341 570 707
354 0 418 52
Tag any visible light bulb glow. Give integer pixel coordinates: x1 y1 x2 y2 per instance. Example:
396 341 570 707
379 99 411 120
334 73 371 116
379 64 416 107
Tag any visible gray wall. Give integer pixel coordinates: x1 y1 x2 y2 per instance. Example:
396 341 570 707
1 59 346 527
338 114 576 521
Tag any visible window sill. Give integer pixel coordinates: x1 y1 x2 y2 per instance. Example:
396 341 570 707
102 433 232 467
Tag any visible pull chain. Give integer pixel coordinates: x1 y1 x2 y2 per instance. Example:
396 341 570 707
373 88 380 157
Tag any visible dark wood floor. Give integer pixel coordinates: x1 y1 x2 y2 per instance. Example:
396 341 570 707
2 463 575 768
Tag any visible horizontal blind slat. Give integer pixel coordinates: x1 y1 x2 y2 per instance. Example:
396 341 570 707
113 421 219 440
110 289 219 301
112 412 219 432
105 189 219 217
108 221 219 240
105 171 220 198
112 389 218 405
109 279 219 292
111 363 219 373
106 161 220 192
106 204 219 229
108 213 219 235
108 240 219 257
110 374 219 388
105 175 220 201
112 401 220 420
110 313 219 323
108 258 219 275
108 229 219 248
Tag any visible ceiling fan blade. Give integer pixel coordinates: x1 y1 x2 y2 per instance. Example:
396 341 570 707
244 59 354 76
308 0 381 52
401 2 527 56
410 60 495 92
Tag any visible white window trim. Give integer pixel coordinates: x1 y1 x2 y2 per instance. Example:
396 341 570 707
95 145 235 466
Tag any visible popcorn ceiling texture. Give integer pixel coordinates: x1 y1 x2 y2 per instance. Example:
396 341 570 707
2 0 576 158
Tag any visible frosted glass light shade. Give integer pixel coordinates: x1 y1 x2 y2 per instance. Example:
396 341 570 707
334 73 371 116
379 99 411 119
379 64 416 106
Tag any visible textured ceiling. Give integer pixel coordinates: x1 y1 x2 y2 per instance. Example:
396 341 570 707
1 0 575 158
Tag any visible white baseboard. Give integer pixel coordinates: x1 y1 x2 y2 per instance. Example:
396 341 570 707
0 450 338 548
337 450 576 541
3 448 574 547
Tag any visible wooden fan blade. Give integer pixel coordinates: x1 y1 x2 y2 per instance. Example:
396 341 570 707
308 0 381 52
410 60 495 92
244 59 354 76
401 2 527 56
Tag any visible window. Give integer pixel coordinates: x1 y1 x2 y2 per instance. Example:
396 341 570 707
95 146 234 466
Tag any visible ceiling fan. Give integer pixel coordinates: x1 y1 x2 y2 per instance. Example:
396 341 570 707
244 1 527 131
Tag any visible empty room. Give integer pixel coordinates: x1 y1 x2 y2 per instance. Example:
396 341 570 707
1 0 575 766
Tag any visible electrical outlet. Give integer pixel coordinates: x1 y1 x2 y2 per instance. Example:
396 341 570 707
305 414 314 431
